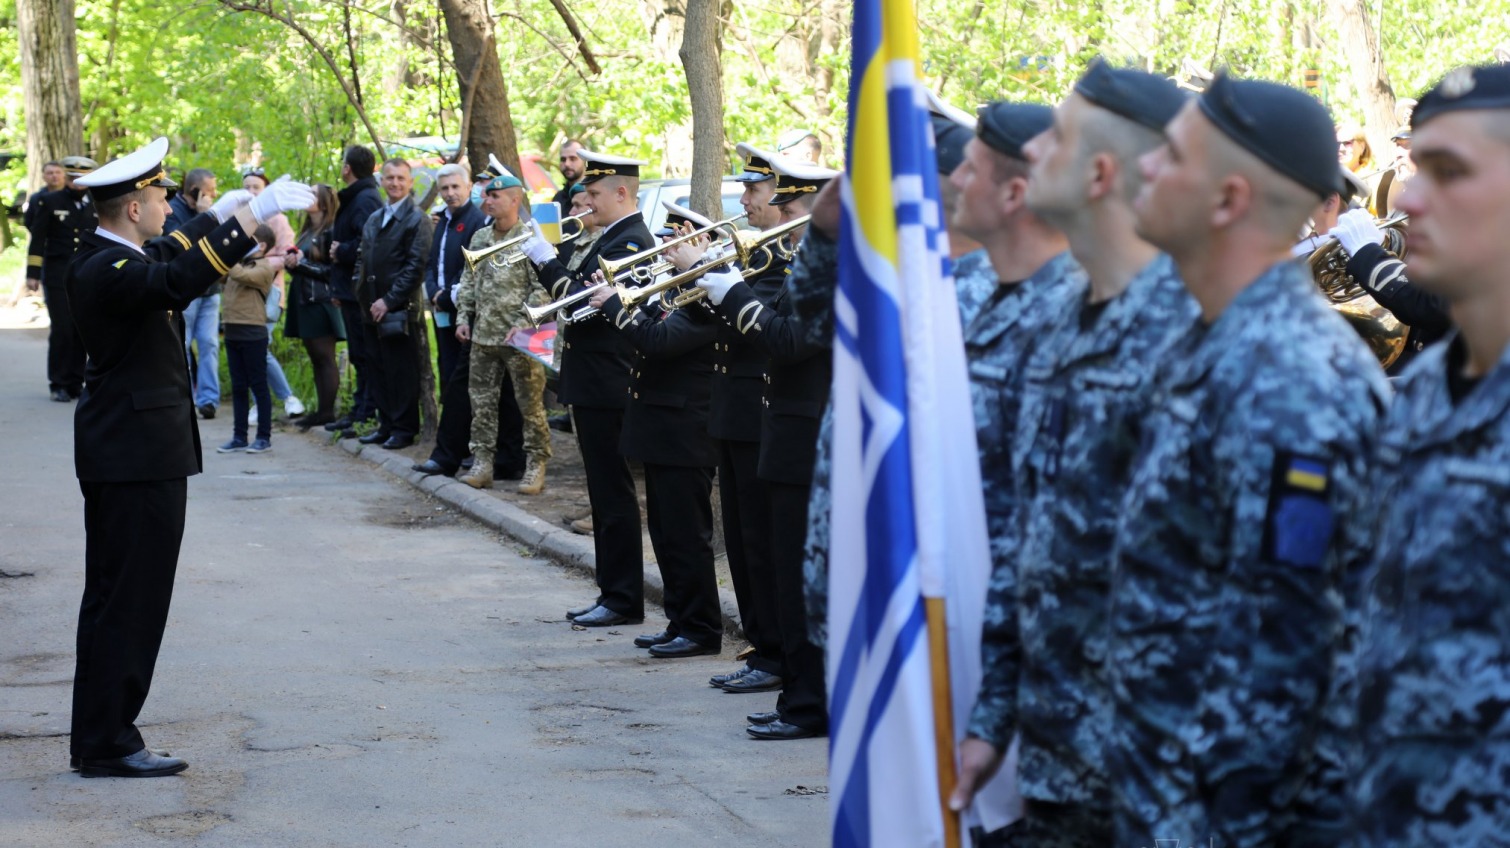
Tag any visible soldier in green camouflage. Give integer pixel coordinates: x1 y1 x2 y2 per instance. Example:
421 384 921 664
455 175 552 494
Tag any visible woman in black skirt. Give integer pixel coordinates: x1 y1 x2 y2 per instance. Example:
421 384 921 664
284 184 346 429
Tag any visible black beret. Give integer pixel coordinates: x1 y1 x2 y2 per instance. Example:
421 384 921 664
933 115 970 175
1413 64 1510 129
1074 58 1188 132
976 102 1054 160
1197 72 1339 200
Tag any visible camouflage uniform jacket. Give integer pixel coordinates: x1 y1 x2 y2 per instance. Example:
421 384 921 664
1353 332 1510 846
963 250 1087 750
455 221 545 346
953 248 996 329
1106 260 1388 848
1010 253 1197 806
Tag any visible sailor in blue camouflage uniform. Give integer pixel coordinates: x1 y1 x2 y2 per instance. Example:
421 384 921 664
1352 63 1510 846
976 62 1194 845
941 102 1087 818
1105 74 1388 847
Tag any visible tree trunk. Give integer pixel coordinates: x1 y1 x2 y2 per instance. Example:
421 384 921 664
1326 0 1396 160
17 0 84 189
679 0 725 220
437 0 520 180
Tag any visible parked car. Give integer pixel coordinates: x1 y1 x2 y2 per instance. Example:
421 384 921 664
637 177 747 232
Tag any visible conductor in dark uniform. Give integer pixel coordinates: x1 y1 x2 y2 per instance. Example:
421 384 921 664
66 137 315 778
518 150 654 627
26 155 99 401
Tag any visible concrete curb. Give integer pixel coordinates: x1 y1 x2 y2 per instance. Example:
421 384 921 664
331 435 746 640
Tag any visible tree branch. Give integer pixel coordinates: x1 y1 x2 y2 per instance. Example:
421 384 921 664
219 0 387 158
495 11 594 84
544 0 601 75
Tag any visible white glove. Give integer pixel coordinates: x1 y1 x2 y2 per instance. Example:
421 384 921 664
249 179 317 224
696 268 742 306
1329 209 1384 256
209 189 252 223
520 219 556 265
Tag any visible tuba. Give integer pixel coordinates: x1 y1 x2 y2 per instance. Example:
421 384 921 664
1308 214 1410 369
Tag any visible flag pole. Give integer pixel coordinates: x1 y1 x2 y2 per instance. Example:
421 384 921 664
927 595 963 848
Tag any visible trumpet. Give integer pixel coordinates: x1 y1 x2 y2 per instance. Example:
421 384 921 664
617 214 810 310
462 216 587 271
597 215 746 282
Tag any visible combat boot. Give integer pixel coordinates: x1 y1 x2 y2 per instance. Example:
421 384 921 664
517 457 547 495
460 460 494 489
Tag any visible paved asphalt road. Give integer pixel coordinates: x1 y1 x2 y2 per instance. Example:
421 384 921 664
0 319 827 847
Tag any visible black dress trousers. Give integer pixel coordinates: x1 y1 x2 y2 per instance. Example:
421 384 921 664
765 479 828 732
717 439 782 674
644 462 721 649
71 478 188 760
43 260 86 395
429 343 524 474
363 318 421 439
571 405 644 619
339 299 377 421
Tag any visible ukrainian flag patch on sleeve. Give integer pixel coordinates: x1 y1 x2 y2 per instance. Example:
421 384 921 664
1264 452 1334 568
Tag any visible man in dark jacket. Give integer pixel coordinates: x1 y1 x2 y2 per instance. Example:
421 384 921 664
26 155 98 401
325 146 385 432
352 158 433 449
425 163 486 384
163 168 223 419
67 137 313 777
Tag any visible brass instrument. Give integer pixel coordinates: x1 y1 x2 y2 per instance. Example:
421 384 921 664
616 214 811 310
521 255 683 327
461 215 586 271
1308 213 1410 369
596 215 747 281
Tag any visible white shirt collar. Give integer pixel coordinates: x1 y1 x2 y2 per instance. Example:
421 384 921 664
94 226 145 255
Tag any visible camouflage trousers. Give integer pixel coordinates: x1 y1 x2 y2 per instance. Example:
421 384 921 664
469 343 551 466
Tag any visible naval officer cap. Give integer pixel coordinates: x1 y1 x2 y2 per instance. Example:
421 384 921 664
1412 64 1510 128
74 137 180 202
657 200 715 237
734 142 779 183
59 155 99 177
579 150 647 185
769 158 839 205
1074 58 1188 131
1197 71 1340 200
975 102 1054 160
474 153 511 184
924 89 976 176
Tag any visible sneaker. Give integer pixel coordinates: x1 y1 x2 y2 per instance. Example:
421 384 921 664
248 406 259 427
284 396 305 417
245 438 273 454
217 438 249 453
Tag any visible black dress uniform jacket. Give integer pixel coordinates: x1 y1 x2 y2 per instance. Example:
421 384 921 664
534 212 653 408
26 187 97 284
69 213 257 482
1346 242 1452 375
712 256 831 485
708 248 790 442
600 296 719 467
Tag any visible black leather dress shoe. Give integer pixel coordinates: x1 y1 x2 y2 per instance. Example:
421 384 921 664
72 748 171 770
357 431 388 445
746 711 780 726
324 416 354 432
648 636 719 659
710 664 752 687
573 605 635 627
79 748 188 778
719 669 784 693
565 601 598 620
412 459 453 476
50 388 73 402
634 630 675 649
746 719 823 740
381 435 415 450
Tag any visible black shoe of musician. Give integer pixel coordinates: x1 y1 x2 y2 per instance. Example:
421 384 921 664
634 630 675 649
573 605 636 627
78 748 189 778
357 431 388 445
647 636 719 659
746 711 780 726
746 720 823 740
719 669 784 693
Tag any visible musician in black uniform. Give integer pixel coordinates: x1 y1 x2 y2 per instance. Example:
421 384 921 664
26 155 99 401
588 273 723 658
66 137 315 777
517 150 652 627
692 144 791 693
696 157 839 739
1328 207 1452 374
